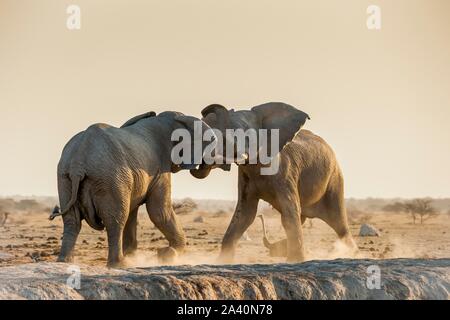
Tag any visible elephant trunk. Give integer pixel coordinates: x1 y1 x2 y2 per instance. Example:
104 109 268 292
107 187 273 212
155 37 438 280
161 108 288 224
190 164 213 179
58 207 81 263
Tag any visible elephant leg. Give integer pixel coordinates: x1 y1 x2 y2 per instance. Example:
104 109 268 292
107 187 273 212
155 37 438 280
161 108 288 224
123 207 138 256
322 192 358 253
100 197 129 268
104 218 126 268
277 189 305 263
146 175 186 263
321 173 358 253
219 173 259 263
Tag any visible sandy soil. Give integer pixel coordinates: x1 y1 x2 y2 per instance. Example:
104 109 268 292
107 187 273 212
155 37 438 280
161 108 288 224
1 208 449 267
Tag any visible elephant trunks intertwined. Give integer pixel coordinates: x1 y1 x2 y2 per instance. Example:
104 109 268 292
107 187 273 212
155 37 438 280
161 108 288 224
52 111 214 267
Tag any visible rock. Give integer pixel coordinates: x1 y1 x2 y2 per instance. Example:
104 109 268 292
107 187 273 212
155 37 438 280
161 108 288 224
359 224 381 237
193 216 204 223
0 259 449 299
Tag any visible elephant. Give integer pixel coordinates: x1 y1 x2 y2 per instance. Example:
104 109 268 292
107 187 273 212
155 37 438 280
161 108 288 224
50 111 215 267
190 102 357 263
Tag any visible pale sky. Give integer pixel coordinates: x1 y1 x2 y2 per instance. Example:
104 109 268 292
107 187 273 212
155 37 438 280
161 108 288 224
0 0 449 200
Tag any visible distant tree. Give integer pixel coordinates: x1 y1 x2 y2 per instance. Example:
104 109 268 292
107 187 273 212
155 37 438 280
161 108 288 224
400 202 417 224
403 199 438 224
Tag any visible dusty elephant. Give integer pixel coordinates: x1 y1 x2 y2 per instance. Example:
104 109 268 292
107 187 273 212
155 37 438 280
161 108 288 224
190 102 357 263
51 111 214 267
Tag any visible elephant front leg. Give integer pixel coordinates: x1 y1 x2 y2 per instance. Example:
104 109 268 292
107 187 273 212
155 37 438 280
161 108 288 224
278 192 305 263
219 174 259 263
123 208 138 256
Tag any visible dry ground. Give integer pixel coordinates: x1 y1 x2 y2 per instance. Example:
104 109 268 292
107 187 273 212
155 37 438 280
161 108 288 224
0 208 449 267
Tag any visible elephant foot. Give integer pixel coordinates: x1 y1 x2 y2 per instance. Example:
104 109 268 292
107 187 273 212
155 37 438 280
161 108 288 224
123 246 138 257
157 247 178 265
107 259 128 269
343 236 359 253
57 254 74 263
268 239 288 257
286 251 306 264
217 250 235 265
339 235 360 258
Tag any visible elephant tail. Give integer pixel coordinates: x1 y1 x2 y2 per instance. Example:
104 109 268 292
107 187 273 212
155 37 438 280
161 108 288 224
258 215 272 249
49 173 85 220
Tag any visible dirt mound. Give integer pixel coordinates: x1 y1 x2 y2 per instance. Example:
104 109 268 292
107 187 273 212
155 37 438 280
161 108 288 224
0 259 448 300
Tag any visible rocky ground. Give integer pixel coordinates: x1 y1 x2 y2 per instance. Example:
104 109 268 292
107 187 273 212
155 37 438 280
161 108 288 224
0 259 448 299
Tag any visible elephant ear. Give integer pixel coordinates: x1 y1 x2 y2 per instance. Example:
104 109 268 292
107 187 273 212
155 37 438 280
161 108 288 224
252 102 310 151
121 111 156 128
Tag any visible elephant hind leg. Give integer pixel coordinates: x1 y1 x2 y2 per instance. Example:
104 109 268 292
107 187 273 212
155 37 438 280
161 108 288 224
97 195 130 268
146 202 186 252
145 177 186 263
123 207 139 256
321 175 358 253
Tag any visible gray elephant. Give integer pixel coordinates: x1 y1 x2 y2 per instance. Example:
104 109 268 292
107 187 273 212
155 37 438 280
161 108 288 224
51 111 213 267
190 102 357 263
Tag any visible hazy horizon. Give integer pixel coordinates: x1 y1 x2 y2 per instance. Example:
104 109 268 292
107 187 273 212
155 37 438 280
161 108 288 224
1 0 450 200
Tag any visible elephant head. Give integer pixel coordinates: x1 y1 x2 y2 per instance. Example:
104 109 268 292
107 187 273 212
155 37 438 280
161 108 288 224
190 102 310 179
161 112 218 172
